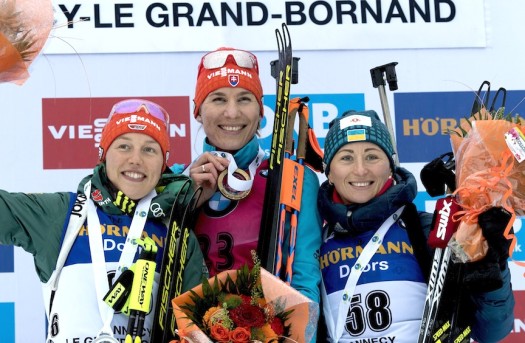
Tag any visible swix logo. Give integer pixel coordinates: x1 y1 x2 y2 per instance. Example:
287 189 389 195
436 199 453 240
428 196 460 249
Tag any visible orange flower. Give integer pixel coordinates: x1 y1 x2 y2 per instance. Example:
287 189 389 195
229 327 251 342
203 306 230 328
210 323 230 341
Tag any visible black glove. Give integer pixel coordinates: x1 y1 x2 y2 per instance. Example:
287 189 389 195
420 152 456 196
463 258 503 292
479 206 514 270
463 207 514 292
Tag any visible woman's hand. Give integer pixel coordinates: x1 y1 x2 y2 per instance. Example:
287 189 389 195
190 152 229 206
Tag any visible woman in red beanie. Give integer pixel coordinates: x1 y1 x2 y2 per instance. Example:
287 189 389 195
0 99 207 342
176 48 322 341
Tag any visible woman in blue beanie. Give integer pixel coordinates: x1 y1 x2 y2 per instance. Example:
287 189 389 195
317 110 514 342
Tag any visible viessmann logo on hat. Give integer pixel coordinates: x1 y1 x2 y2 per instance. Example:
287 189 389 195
116 114 161 131
206 66 255 81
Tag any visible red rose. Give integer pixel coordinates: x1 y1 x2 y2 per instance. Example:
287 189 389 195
230 304 266 328
230 327 251 342
240 294 251 304
210 323 230 341
270 317 284 336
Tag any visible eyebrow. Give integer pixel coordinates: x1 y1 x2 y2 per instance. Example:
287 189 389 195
338 146 381 154
115 136 158 145
210 90 253 97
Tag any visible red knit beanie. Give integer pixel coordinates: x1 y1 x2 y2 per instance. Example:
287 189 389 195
98 99 170 165
193 47 264 118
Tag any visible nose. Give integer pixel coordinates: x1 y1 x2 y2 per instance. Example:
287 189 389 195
128 149 143 165
223 100 240 119
353 158 368 176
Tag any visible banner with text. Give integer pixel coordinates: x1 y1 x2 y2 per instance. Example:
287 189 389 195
46 0 486 54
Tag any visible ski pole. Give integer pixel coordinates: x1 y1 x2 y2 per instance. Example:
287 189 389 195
370 62 399 166
274 97 300 278
283 97 309 284
125 237 158 343
274 97 308 279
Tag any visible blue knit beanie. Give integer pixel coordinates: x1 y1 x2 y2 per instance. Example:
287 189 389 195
323 110 396 175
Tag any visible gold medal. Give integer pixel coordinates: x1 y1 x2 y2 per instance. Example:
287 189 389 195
217 168 251 200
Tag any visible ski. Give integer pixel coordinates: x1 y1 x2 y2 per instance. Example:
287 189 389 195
257 23 293 275
420 250 470 343
418 246 445 342
418 196 471 342
419 247 453 343
150 180 202 343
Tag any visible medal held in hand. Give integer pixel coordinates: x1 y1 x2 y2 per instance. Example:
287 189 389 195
214 148 265 200
218 168 251 200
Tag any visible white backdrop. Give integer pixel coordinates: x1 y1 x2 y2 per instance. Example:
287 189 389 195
1 0 525 342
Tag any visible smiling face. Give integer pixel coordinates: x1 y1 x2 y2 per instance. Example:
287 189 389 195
328 141 392 205
105 133 164 200
197 87 261 152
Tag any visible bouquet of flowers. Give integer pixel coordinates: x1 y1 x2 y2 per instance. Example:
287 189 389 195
447 106 524 262
0 0 53 84
171 254 318 343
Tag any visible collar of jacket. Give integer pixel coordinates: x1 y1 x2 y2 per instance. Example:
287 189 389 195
203 136 263 169
318 167 418 236
77 163 192 221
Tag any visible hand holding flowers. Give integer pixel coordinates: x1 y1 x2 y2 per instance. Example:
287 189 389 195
448 105 524 263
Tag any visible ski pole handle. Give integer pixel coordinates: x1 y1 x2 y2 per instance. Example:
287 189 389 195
370 62 400 167
296 98 310 161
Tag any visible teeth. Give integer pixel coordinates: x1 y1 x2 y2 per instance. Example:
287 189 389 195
222 125 242 131
125 172 144 179
352 182 371 187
